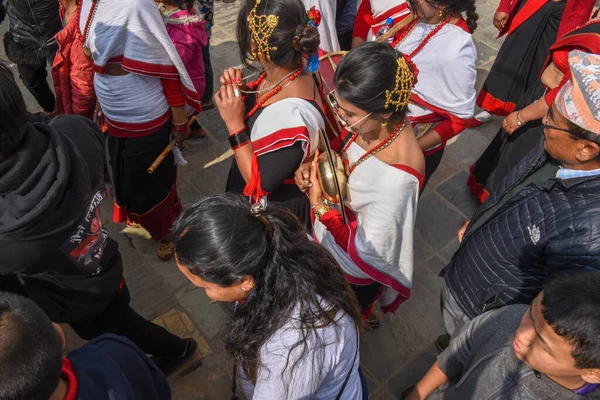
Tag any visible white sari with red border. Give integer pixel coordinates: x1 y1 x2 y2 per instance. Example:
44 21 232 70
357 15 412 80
80 0 201 135
396 21 477 152
313 143 420 313
242 98 323 199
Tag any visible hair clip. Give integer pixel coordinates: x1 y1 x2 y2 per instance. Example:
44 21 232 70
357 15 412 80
384 55 416 112
248 0 279 60
250 201 274 238
307 6 321 28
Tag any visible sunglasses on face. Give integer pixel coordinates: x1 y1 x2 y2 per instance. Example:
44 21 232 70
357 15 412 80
327 90 372 131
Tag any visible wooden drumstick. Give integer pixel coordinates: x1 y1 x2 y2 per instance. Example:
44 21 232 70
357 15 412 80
147 139 177 174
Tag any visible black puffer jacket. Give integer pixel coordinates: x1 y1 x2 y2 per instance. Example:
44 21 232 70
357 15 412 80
2 0 61 67
0 115 123 323
444 138 600 319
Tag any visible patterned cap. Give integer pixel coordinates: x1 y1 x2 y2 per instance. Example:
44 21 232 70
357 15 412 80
555 50 600 134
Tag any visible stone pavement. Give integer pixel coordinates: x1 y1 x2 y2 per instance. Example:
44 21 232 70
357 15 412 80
1 1 506 398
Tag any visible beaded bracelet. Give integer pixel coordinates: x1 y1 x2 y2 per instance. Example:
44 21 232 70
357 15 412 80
229 128 251 150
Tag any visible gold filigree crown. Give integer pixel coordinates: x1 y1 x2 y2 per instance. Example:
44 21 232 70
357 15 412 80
247 0 279 61
384 56 416 112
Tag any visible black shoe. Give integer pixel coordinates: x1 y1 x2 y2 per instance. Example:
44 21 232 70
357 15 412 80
156 338 198 376
436 334 450 353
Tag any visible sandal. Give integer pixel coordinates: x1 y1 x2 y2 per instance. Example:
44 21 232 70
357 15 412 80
158 241 175 261
366 310 382 330
187 126 207 139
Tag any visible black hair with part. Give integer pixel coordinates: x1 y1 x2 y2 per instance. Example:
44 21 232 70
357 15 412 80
0 292 63 400
173 194 362 392
542 271 600 369
0 59 28 160
236 0 320 69
335 41 412 119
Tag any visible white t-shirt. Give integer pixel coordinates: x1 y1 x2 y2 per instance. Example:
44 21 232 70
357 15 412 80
240 308 361 399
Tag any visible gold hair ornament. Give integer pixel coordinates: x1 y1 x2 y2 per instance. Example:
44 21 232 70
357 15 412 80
384 56 415 112
247 0 279 60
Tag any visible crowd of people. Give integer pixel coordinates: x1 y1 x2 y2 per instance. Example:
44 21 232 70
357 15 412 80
1 0 600 399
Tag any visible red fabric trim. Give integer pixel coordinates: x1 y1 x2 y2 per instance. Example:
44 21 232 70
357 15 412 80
121 57 179 79
556 0 596 39
497 0 512 13
161 78 186 107
104 111 171 138
467 164 490 204
345 208 412 300
453 17 470 34
252 127 310 155
282 178 296 185
93 56 125 74
380 291 409 313
353 0 373 40
62 358 79 400
243 154 271 199
319 209 351 250
544 74 570 106
410 94 471 126
476 89 516 116
391 164 425 190
116 181 183 240
369 4 411 35
505 0 548 37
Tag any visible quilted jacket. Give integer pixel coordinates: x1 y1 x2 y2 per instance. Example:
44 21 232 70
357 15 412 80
2 0 61 67
164 8 208 98
444 138 600 319
52 5 96 119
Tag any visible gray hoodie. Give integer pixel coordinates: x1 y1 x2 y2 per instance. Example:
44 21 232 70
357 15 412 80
429 305 600 400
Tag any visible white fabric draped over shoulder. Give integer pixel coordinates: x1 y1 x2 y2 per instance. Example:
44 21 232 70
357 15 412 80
250 98 323 162
313 143 421 313
301 0 340 52
396 22 477 120
80 0 201 131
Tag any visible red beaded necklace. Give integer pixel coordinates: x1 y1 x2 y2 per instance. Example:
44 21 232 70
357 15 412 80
341 119 407 174
244 66 303 120
81 0 100 58
392 16 451 59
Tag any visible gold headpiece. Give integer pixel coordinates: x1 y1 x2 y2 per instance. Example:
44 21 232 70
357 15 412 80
384 56 415 112
247 0 279 61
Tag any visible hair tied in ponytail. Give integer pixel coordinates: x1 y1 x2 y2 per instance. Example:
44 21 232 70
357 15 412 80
250 202 274 238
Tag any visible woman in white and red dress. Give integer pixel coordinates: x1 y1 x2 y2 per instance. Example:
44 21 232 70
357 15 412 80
297 42 425 327
217 0 324 229
392 0 478 187
80 0 202 260
352 0 412 47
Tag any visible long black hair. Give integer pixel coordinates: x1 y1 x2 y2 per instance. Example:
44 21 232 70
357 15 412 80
236 0 320 69
173 194 362 391
335 41 413 119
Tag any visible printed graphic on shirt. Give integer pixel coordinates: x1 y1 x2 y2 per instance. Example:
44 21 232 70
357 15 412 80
60 185 109 276
527 225 541 244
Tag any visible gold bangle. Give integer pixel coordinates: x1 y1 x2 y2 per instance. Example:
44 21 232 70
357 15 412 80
314 204 331 220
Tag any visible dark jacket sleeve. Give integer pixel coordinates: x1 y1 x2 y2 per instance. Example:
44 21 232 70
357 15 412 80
49 115 105 187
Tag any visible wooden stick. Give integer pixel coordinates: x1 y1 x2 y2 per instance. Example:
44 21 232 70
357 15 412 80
147 139 177 174
375 14 417 43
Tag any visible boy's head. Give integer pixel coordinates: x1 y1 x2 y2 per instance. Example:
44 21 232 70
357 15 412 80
0 292 65 399
513 272 600 388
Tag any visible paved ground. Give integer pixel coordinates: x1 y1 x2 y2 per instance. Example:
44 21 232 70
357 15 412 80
1 1 505 398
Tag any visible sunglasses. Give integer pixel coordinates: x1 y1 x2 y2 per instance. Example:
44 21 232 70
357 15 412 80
326 90 372 132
